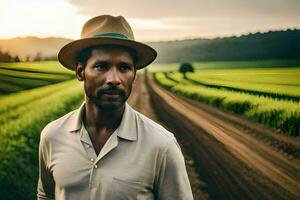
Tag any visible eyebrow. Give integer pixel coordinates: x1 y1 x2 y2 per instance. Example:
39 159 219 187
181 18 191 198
92 60 133 66
93 60 108 65
118 61 134 66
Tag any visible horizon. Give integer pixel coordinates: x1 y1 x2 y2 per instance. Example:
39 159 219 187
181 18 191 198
0 28 298 43
0 0 299 41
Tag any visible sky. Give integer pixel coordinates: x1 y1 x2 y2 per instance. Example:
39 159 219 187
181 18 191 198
0 0 299 42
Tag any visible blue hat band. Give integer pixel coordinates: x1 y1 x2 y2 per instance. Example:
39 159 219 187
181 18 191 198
94 33 128 39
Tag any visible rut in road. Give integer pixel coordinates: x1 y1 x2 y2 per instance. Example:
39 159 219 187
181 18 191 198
145 73 299 200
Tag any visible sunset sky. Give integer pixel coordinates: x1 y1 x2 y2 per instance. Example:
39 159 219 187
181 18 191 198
0 0 299 41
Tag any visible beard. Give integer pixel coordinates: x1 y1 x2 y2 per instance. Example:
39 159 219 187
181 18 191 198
84 84 131 111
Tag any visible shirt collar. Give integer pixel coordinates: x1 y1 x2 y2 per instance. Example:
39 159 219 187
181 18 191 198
67 102 137 141
68 102 85 132
116 103 137 141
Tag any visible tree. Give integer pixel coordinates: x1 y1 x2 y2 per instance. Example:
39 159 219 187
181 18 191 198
0 50 13 62
34 51 43 61
25 55 31 62
14 56 21 62
179 62 194 79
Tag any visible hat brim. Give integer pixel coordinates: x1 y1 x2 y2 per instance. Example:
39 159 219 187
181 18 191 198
58 37 157 70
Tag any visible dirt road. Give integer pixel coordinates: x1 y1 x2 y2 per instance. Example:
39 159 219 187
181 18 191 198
128 74 300 200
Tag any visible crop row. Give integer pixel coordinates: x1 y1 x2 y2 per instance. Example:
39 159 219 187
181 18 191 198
0 61 73 74
190 67 300 85
0 62 74 94
187 72 300 102
155 72 300 136
166 71 300 102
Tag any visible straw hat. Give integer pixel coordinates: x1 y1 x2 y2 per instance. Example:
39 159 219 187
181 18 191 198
58 15 157 70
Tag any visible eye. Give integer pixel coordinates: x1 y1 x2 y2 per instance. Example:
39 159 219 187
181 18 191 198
119 63 133 72
94 62 108 70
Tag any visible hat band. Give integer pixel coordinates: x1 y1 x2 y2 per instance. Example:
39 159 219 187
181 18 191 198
94 33 128 39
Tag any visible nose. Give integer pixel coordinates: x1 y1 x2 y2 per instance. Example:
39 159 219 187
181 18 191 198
106 67 121 85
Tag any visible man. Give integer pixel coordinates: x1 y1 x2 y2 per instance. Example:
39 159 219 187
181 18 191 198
37 15 193 200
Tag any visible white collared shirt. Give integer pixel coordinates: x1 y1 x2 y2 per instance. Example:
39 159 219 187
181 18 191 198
37 102 193 200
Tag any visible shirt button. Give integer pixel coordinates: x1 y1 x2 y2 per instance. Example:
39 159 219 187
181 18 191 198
87 144 91 148
90 158 94 162
94 164 98 169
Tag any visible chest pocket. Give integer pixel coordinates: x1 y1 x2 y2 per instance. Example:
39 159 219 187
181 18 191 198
107 177 141 199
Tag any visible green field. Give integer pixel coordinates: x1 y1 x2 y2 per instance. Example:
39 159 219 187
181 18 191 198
0 61 82 199
165 68 300 101
155 71 300 136
0 60 299 199
148 59 300 72
0 61 73 73
0 61 74 95
0 79 83 200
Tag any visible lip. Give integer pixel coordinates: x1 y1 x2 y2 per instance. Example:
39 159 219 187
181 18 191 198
103 91 120 95
101 92 121 99
102 93 120 97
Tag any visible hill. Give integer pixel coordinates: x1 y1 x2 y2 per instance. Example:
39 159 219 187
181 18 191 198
0 37 72 61
0 29 299 63
148 29 300 63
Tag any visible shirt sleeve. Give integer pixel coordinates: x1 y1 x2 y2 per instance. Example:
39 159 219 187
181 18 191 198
37 135 55 200
155 138 194 200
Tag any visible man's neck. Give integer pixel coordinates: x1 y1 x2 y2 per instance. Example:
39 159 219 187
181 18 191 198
83 99 125 135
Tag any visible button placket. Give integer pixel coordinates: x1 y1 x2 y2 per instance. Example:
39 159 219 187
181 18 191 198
89 158 100 189
90 158 99 169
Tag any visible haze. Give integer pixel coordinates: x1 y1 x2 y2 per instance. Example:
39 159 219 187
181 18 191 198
0 0 299 41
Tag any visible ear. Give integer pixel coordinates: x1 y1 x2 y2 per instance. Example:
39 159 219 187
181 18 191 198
75 63 85 81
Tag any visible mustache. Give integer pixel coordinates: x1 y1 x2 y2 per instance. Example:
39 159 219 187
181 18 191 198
97 85 125 96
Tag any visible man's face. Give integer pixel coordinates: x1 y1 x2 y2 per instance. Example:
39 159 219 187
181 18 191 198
77 46 136 111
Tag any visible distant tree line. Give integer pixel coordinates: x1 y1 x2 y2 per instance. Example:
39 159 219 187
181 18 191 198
149 29 300 63
0 50 20 62
0 50 56 62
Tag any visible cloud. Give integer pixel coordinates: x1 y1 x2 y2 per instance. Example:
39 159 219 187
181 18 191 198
67 0 300 40
68 0 300 19
0 0 89 39
1 0 299 41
